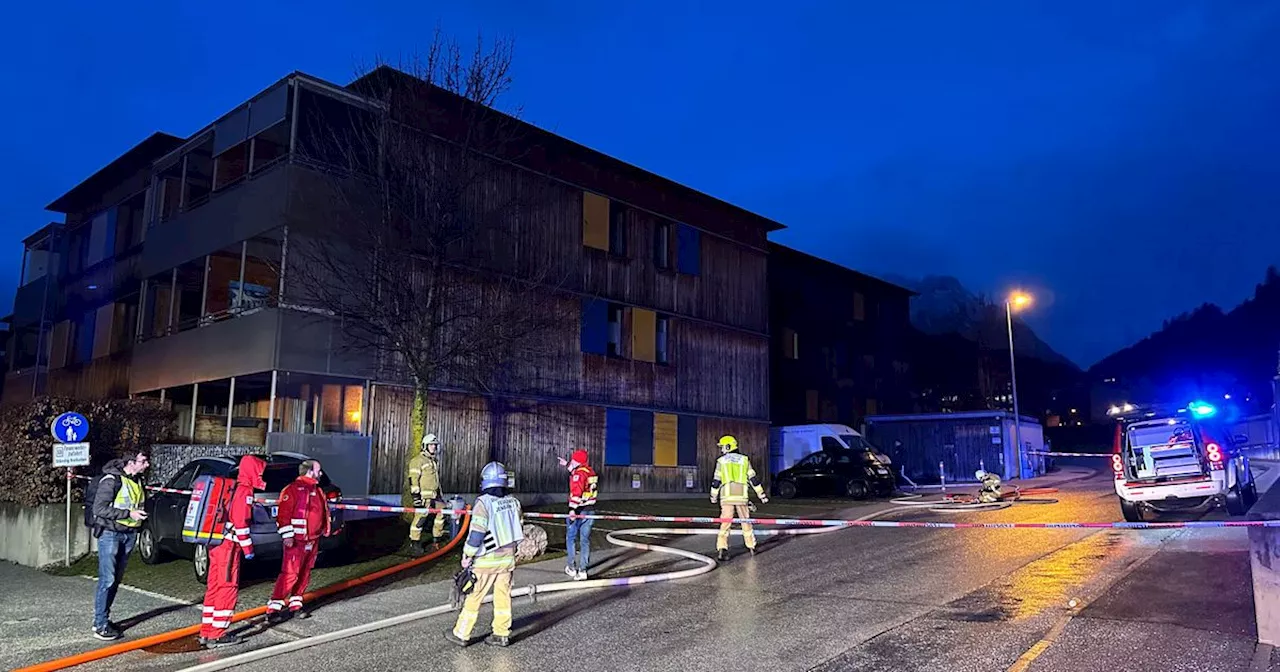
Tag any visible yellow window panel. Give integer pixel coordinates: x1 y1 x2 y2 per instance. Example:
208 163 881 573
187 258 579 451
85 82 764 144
654 413 678 467
632 308 656 362
583 191 610 251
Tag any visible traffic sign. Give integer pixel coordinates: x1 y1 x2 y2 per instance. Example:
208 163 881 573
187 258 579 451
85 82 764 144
51 412 89 443
53 442 91 468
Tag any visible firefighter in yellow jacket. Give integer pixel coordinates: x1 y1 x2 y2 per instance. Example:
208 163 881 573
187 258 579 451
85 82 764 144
407 433 446 554
710 435 767 561
445 461 523 648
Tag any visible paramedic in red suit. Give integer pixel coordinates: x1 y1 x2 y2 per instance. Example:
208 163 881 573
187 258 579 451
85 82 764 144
266 459 331 624
199 455 267 648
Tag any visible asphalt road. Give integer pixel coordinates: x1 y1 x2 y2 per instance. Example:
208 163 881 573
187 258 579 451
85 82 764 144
56 468 1272 672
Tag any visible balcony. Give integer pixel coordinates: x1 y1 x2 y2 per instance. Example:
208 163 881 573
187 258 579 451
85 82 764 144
129 306 378 394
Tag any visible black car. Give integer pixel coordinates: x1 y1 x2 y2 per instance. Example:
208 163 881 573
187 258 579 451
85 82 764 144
772 449 896 499
138 453 346 583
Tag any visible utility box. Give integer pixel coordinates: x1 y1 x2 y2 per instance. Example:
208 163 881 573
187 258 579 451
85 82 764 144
864 411 1045 483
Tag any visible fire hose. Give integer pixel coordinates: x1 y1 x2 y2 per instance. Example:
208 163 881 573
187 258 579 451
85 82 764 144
173 507 900 672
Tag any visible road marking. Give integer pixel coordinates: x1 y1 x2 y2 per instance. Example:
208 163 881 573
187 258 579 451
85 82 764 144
1005 601 1083 672
80 575 195 606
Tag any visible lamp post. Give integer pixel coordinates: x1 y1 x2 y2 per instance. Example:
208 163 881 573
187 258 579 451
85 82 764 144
1005 291 1032 479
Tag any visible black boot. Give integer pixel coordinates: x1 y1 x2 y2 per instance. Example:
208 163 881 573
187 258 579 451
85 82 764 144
717 549 729 561
407 540 425 556
203 634 243 648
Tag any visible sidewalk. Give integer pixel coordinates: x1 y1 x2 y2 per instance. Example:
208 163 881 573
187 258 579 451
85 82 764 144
0 561 202 671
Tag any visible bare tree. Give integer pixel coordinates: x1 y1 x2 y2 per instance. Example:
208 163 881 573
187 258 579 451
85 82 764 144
285 31 571 462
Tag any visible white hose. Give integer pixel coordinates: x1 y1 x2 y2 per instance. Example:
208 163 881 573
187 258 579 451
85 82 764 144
177 506 914 672
889 492 1012 513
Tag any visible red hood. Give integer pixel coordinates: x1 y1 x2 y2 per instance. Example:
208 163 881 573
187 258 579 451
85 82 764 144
238 455 267 490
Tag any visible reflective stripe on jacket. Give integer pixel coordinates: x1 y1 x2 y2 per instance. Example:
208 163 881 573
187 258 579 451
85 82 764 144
463 495 522 574
569 465 598 511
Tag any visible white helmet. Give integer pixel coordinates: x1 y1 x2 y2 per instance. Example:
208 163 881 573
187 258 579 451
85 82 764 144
480 461 508 490
975 469 987 480
423 433 439 446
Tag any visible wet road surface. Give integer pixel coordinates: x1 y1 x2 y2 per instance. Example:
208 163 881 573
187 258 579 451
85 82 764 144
66 470 1269 672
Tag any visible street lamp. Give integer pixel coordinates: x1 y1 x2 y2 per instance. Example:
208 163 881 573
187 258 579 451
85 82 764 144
1006 291 1032 478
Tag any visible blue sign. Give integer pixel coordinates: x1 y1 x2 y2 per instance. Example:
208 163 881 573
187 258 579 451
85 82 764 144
51 412 89 443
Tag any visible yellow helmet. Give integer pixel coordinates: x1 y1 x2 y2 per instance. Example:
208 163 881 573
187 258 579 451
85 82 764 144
717 435 739 453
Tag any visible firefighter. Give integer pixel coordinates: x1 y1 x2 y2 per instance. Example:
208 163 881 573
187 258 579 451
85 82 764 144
976 469 1002 503
266 459 332 624
557 449 597 580
407 433 446 555
445 461 524 648
710 435 767 561
199 455 266 648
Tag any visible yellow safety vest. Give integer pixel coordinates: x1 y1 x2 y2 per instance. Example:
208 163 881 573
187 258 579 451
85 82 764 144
712 453 764 504
114 476 145 529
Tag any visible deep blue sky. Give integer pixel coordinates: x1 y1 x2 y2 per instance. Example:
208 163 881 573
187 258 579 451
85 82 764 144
2 1 1278 368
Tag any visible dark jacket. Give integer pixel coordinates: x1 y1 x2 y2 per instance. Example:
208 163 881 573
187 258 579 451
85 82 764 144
92 459 143 534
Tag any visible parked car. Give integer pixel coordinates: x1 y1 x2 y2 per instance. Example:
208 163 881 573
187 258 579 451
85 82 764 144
1113 402 1257 522
772 448 896 499
138 453 347 582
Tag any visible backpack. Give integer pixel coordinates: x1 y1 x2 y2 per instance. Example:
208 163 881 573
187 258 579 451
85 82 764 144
182 475 237 547
83 472 120 529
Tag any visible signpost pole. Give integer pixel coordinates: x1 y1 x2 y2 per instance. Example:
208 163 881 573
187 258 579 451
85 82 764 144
65 467 73 567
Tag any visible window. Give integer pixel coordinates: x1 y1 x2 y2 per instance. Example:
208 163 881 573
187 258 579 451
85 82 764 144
676 223 701 275
606 408 698 467
798 452 831 468
782 328 799 359
655 220 672 269
607 304 624 357
854 292 866 321
806 390 819 421
580 299 608 355
320 384 364 434
582 192 610 251
632 308 656 363
167 464 200 490
656 315 670 364
820 436 845 452
609 203 628 256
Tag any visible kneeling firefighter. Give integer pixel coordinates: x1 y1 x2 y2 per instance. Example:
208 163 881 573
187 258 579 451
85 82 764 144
976 469 1002 503
711 435 768 561
446 461 524 648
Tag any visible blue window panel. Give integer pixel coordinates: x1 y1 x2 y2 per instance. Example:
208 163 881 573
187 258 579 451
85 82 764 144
630 410 654 465
677 415 698 466
676 223 701 276
580 298 608 354
605 408 632 466
74 310 97 364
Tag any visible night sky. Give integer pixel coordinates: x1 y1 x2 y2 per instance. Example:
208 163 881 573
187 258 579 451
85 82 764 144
2 1 1277 368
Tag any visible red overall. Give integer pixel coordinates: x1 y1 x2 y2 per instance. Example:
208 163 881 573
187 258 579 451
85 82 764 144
200 455 265 640
267 475 331 613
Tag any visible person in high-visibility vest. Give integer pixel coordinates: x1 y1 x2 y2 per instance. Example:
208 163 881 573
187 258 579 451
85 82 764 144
710 435 767 561
445 461 524 648
89 450 150 641
407 433 446 555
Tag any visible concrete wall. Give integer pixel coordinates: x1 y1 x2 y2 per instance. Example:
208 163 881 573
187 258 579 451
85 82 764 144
0 502 92 568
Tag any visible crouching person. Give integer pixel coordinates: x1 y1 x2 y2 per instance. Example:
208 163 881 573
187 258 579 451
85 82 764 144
446 461 524 648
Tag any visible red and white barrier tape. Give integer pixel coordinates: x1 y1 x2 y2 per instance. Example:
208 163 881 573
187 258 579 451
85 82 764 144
1026 451 1110 458
70 475 1275 530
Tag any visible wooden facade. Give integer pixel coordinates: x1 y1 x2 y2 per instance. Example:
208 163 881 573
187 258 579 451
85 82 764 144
12 70 780 498
367 385 769 496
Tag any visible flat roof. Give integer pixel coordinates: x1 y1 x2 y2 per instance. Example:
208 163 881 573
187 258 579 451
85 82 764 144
769 242 918 296
348 65 786 237
46 132 185 214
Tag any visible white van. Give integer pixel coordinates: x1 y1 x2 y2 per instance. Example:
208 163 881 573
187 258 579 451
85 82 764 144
768 424 886 475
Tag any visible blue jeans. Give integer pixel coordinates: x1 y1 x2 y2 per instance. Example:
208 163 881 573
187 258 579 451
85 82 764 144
95 529 137 630
566 513 594 571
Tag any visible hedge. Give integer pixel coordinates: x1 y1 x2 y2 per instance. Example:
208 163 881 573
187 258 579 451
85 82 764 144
0 396 176 506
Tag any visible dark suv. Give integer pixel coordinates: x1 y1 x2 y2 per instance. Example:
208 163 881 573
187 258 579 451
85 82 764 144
772 449 896 499
138 453 346 582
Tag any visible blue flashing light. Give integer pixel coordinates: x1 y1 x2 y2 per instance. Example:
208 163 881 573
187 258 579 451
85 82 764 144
1187 401 1217 418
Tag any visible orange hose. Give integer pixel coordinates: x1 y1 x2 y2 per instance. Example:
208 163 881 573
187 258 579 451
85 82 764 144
16 513 470 672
